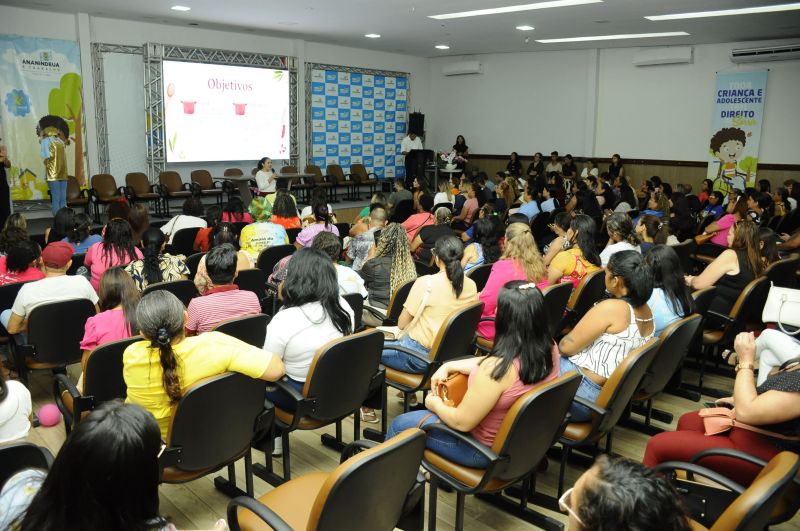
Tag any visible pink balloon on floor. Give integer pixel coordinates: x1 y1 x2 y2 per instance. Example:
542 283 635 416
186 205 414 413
37 404 61 427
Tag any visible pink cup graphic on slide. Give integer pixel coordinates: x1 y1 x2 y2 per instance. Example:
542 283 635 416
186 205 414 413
181 101 197 114
233 103 247 115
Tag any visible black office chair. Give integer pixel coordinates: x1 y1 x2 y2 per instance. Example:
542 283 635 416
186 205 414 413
256 245 295 274
184 252 205 281
342 292 364 331
54 336 141 434
0 281 30 338
142 279 199 307
466 263 492 292
559 269 606 334
168 227 201 257
542 282 573 338
66 253 86 276
0 443 54 488
764 254 800 289
212 314 270 347
234 268 268 301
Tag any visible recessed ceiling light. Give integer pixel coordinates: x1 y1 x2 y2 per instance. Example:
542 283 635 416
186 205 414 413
435 44 451 50
171 5 191 11
536 31 689 43
364 33 381 38
516 25 535 31
429 0 602 20
645 2 800 21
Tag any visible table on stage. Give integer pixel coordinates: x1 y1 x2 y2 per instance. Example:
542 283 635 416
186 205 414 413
427 167 462 193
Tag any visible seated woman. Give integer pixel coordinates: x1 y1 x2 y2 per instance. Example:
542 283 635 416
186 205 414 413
644 245 694 335
451 183 479 230
559 251 654 421
564 455 691 531
269 190 301 229
696 196 748 258
379 235 478 374
124 290 285 437
477 222 549 341
43 207 74 245
295 202 338 249
599 212 639 267
194 224 253 294
62 213 101 253
263 247 353 417
433 180 454 209
546 214 602 287
0 369 32 444
221 196 253 224
359 223 417 327
636 214 669 254
85 219 143 291
0 240 44 286
685 220 763 328
461 217 502 272
0 401 228 531
410 207 456 263
193 205 222 253
239 197 289 261
633 191 670 226
644 331 800 486
125 228 190 292
0 213 29 255
386 281 560 467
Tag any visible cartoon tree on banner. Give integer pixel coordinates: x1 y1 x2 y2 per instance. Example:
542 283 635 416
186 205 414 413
48 72 85 185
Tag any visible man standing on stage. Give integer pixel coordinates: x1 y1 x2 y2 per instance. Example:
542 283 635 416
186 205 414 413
0 138 11 228
36 115 70 215
401 132 423 189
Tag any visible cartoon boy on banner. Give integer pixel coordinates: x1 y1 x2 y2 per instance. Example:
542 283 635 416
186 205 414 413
709 127 757 194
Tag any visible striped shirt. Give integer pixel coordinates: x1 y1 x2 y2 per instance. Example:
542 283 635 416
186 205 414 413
185 285 261 334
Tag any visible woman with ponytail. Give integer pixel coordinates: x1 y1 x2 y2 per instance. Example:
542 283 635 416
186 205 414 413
546 214 602 286
636 214 669 253
123 290 285 437
124 227 189 292
62 213 101 253
84 218 142 291
644 245 694 335
558 250 654 422
599 212 639 267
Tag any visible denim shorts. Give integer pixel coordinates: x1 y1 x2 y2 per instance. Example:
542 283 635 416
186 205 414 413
560 356 602 422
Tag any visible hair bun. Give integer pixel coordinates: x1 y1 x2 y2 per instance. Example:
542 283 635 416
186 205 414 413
156 327 171 347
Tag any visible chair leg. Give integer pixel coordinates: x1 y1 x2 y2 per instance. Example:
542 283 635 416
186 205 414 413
281 431 291 481
244 450 254 497
455 491 465 531
427 475 439 531
558 445 570 498
605 430 613 454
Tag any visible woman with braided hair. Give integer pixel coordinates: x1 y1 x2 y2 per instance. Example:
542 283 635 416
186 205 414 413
359 223 417 327
599 212 640 267
123 290 285 437
124 227 190 291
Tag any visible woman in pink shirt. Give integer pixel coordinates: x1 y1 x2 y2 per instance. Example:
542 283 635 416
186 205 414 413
477 222 549 340
385 280 559 467
451 183 479 231
401 194 434 241
84 219 142 291
697 197 748 257
0 241 44 286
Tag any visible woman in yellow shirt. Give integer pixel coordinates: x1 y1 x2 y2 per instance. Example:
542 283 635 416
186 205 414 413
546 214 602 287
123 290 284 437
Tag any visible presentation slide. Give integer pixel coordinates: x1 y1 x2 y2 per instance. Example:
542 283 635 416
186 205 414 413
162 60 290 163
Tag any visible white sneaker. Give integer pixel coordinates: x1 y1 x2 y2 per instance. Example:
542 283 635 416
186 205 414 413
272 436 283 457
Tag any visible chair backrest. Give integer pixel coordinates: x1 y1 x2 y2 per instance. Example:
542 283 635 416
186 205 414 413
491 372 581 482
233 268 268 299
428 301 484 364
385 279 415 324
530 213 551 247
764 255 800 289
126 172 151 194
593 338 661 434
326 164 345 182
692 286 718 319
83 336 141 402
184 252 205 280
159 171 183 193
286 228 302 244
166 372 266 472
212 314 270 347
542 282 573 338
91 173 118 200
66 253 86 276
671 239 697 274
466 263 493 292
0 281 30 336
169 227 201 257
636 314 702 399
0 443 53 488
350 164 368 180
142 279 199 307
27 298 96 365
190 169 213 189
712 452 800 531
414 259 436 277
342 293 364 330
567 269 606 318
721 276 770 343
224 168 244 177
66 176 82 200
256 244 296 273
311 429 426 531
391 199 415 223
280 165 298 174
305 164 324 182
303 330 384 423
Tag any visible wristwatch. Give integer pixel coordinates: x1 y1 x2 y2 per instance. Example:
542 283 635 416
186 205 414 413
735 363 755 373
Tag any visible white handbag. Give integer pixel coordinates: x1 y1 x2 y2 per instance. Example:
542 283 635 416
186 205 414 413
762 282 800 335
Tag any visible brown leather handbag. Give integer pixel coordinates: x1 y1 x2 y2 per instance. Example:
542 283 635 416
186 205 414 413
436 373 469 407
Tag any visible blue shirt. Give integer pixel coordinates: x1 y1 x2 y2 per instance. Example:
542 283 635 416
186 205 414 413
647 287 683 336
519 201 541 221
541 198 558 213
62 234 103 254
703 204 724 218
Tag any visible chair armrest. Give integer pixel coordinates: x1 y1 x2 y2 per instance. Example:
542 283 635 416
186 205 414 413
116 186 128 197
54 373 81 401
159 446 183 469
149 184 160 193
385 344 432 365
271 378 305 403
479 317 495 323
80 188 90 199
690 448 768 468
573 395 608 416
654 461 745 494
340 439 380 463
227 496 293 531
367 173 377 178
422 423 500 463
181 182 193 191
706 310 733 324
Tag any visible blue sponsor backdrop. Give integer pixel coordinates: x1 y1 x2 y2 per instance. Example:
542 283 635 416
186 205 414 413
310 69 408 179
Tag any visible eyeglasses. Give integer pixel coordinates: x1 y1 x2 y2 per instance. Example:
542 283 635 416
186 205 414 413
558 487 584 526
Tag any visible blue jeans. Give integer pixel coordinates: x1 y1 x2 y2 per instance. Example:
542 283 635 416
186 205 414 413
266 377 305 413
48 180 67 215
560 356 601 422
0 308 25 344
387 409 490 468
381 335 430 374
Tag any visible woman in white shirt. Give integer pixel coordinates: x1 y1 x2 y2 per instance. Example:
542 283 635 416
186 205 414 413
0 373 32 443
255 157 276 195
433 181 454 208
580 159 599 179
599 212 640 266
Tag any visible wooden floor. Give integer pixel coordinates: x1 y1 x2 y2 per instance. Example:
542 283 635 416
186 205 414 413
21 362 800 530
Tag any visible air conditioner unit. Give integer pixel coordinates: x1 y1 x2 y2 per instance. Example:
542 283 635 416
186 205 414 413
442 60 483 76
632 46 693 67
731 44 800 63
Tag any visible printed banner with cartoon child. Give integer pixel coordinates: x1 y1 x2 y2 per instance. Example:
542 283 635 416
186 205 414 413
0 34 86 202
706 70 767 194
